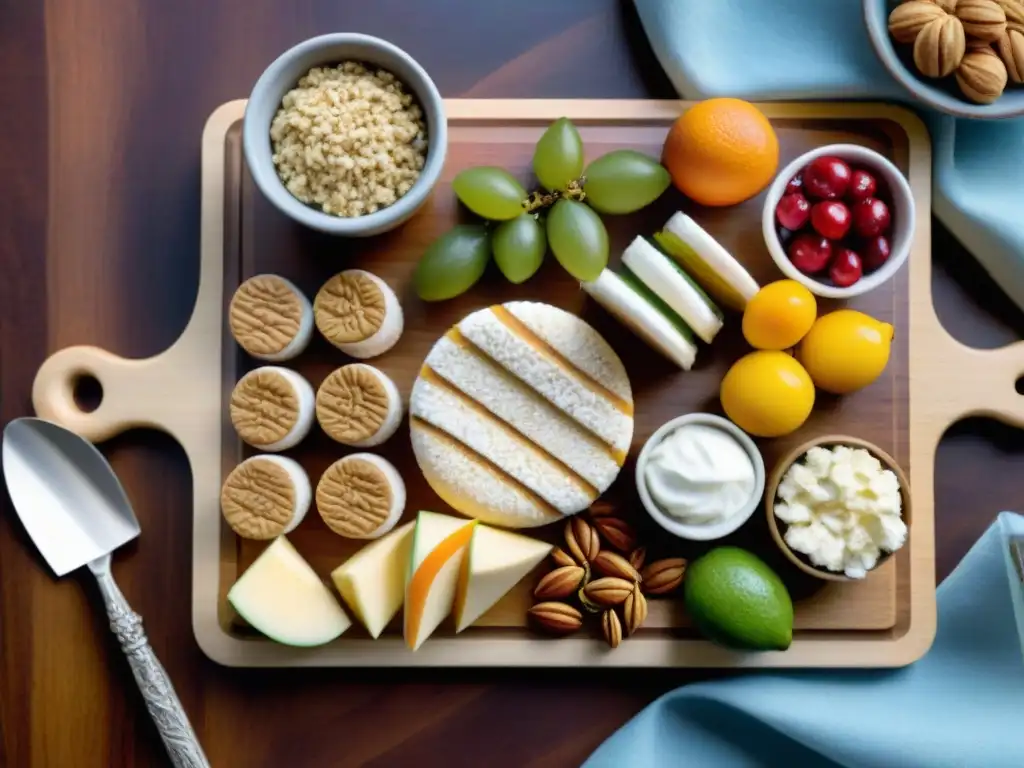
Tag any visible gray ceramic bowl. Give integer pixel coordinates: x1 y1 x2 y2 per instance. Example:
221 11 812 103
243 33 447 236
864 0 1024 119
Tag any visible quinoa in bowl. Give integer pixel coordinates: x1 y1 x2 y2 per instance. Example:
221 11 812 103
243 33 447 237
270 62 428 219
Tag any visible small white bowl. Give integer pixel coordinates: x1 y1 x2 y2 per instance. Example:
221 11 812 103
635 413 766 542
761 144 915 299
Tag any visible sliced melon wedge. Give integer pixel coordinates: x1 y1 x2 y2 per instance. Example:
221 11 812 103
228 536 351 647
621 236 724 344
581 268 698 370
655 212 759 312
404 511 476 650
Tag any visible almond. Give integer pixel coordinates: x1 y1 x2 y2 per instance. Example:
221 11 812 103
629 546 647 571
592 516 637 553
584 576 634 606
957 0 1007 40
565 517 600 564
550 546 577 569
641 558 687 595
601 609 622 649
915 15 967 77
996 27 1024 80
623 583 648 636
529 602 583 634
588 499 616 517
889 1 949 43
533 565 585 600
592 551 642 582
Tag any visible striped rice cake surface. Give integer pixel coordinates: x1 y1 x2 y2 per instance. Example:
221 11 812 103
410 301 634 529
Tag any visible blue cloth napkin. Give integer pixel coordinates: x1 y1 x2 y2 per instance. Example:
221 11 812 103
634 0 1024 310
586 513 1024 768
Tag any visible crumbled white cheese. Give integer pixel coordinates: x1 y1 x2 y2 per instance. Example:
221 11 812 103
777 446 906 579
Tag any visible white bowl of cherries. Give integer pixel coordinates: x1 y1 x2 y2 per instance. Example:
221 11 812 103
761 144 915 299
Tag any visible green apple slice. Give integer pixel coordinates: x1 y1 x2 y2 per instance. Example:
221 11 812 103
654 212 759 312
621 235 724 344
581 268 698 371
228 536 351 647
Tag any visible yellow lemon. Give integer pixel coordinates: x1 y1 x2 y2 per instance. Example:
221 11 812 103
797 310 894 394
742 280 817 350
720 351 815 438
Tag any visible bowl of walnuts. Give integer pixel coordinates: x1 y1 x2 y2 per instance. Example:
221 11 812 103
865 0 1024 118
243 33 448 236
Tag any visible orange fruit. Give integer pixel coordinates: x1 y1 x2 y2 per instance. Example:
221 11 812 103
662 98 779 207
742 280 817 350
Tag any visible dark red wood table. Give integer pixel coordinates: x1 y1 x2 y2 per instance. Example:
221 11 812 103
2 2 1022 766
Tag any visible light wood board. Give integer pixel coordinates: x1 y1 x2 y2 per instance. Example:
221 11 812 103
32 99 1019 667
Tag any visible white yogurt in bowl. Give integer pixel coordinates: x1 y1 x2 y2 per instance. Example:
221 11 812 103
636 414 765 541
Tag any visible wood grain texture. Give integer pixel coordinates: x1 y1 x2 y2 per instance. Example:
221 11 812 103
207 102 917 664
0 1 1022 766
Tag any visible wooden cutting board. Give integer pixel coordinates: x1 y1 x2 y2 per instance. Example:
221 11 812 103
33 99 1023 667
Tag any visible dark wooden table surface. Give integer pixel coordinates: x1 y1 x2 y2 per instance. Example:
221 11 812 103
2 1 1023 766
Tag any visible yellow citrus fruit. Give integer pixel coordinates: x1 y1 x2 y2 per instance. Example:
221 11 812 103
797 310 894 394
742 280 817 350
661 98 779 207
720 351 815 438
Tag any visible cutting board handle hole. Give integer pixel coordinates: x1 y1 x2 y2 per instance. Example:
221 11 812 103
1015 376 1024 397
72 374 103 413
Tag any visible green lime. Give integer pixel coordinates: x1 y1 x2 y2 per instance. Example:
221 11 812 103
684 547 793 651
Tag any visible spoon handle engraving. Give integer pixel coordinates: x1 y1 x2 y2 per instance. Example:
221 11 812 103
93 563 210 768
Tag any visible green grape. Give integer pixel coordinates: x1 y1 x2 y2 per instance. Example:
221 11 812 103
493 214 546 284
532 117 584 191
546 199 608 282
583 149 671 214
452 167 526 221
414 224 490 301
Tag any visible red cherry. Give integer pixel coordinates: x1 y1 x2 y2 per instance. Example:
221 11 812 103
852 197 891 238
830 248 863 287
776 193 811 230
787 233 833 275
803 156 852 200
862 235 891 271
848 170 877 203
786 173 804 195
810 200 851 240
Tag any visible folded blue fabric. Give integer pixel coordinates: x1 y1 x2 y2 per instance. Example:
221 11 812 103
634 0 1024 310
585 513 1024 768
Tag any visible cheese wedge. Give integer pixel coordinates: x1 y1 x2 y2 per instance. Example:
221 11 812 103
453 526 552 632
404 511 476 650
331 521 414 638
228 537 351 647
410 301 633 529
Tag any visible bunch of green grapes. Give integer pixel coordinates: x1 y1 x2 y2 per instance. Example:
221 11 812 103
414 118 671 301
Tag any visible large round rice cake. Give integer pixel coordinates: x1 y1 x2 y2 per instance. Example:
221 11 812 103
410 301 633 529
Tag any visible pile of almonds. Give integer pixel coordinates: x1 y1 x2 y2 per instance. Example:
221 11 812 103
528 505 686 649
888 0 1024 104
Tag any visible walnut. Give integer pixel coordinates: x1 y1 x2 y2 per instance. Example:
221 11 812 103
914 15 967 77
956 48 1009 102
995 27 1024 80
